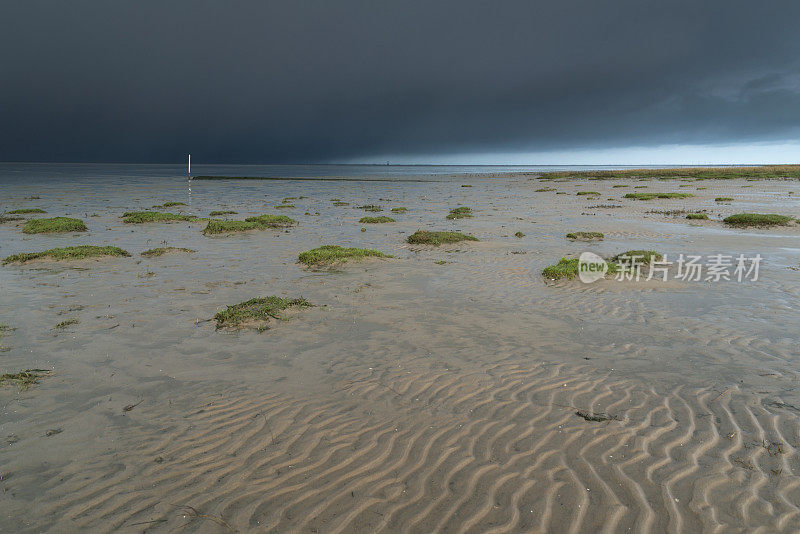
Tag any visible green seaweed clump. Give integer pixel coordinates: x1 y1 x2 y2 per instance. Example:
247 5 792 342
357 205 383 212
542 258 620 280
3 245 130 264
566 231 604 241
141 247 195 257
208 210 237 216
390 207 408 213
723 213 795 227
612 250 663 263
122 211 196 223
153 202 187 208
576 191 600 196
0 369 52 391
686 213 709 220
715 197 734 202
55 318 79 329
514 231 525 238
22 217 87 234
298 245 391 267
202 214 296 235
407 230 478 246
9 208 46 214
274 204 295 209
214 296 312 330
624 192 694 200
446 206 473 219
359 216 395 223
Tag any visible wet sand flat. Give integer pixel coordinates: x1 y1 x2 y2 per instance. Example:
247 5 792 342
1 166 800 532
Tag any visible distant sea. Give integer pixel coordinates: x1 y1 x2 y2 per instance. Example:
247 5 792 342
0 162 714 185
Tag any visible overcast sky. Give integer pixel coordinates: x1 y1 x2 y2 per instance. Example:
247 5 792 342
2 1 799 164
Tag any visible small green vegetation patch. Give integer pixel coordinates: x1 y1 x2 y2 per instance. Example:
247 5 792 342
624 192 695 200
214 296 312 330
612 185 629 188
535 187 557 192
407 230 478 246
9 208 46 214
3 245 130 264
715 197 734 202
461 184 473 187
576 191 600 196
390 207 408 213
208 210 237 216
153 202 187 208
333 201 350 206
1 369 52 391
542 257 620 280
359 216 395 223
141 247 195 257
202 214 296 235
22 217 87 234
298 245 391 266
723 213 795 227
612 250 663 263
55 318 79 329
122 211 196 224
446 206 473 219
274 204 295 209
686 213 709 220
514 231 525 238
357 205 383 212
566 231 604 241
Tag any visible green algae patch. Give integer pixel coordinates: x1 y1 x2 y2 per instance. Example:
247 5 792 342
274 204 295 209
686 213 709 220
359 216 395 223
298 245 391 267
446 206 473 219
3 245 130 264
566 231 604 241
202 214 296 235
357 205 383 212
22 217 87 234
542 257 619 280
122 211 196 224
624 192 694 200
715 197 734 202
407 230 478 246
214 296 312 331
9 208 46 214
576 191 600 196
141 247 195 257
209 210 237 216
612 250 663 263
391 207 408 213
1 369 52 391
514 231 525 238
723 213 795 227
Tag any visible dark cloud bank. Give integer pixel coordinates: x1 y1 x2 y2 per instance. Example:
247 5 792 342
2 0 800 163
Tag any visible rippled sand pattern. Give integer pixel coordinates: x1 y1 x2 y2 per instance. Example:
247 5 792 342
15 361 798 533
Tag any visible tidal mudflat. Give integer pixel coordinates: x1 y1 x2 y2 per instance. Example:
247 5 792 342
2 165 800 532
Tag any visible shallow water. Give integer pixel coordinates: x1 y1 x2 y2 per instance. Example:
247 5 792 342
1 165 800 532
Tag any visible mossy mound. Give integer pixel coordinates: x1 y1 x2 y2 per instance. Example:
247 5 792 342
357 205 383 212
298 245 391 267
153 202 187 208
122 211 196 224
1 369 52 391
407 230 478 246
566 231 604 241
624 192 694 200
359 216 395 223
209 210 238 216
141 247 196 257
514 231 525 238
3 245 130 264
686 213 709 220
542 257 620 280
446 206 473 220
390 207 408 213
9 208 46 214
576 191 600 196
22 217 87 234
214 296 312 331
715 197 734 202
535 187 557 192
723 213 795 227
274 204 295 209
202 214 296 235
611 250 663 263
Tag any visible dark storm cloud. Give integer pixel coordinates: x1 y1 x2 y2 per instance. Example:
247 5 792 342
1 0 800 163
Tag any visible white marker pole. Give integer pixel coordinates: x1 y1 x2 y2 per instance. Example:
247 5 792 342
188 153 191 181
